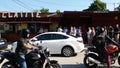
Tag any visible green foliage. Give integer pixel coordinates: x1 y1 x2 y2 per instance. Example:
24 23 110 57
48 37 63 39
32 8 49 13
83 0 109 11
115 5 120 11
40 8 49 13
56 10 61 13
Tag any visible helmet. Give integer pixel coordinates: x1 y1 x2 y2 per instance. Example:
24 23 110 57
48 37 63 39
22 28 30 34
21 28 30 38
95 26 104 35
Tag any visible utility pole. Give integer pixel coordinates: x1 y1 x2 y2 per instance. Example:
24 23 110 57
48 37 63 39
113 3 116 11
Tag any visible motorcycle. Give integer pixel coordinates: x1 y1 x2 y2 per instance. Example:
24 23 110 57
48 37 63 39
83 44 120 68
0 45 62 68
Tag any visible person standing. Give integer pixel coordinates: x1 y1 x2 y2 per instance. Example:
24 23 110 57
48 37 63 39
82 26 88 44
90 27 96 43
73 26 77 36
103 26 108 35
76 26 82 37
63 27 69 34
38 27 43 34
107 26 114 39
70 26 74 36
87 27 92 45
57 26 63 32
114 24 120 43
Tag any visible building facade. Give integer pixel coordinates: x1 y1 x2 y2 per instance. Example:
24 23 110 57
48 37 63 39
0 11 120 42
0 12 62 41
60 11 120 27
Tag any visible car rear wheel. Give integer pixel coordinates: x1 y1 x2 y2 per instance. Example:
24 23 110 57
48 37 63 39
62 46 74 57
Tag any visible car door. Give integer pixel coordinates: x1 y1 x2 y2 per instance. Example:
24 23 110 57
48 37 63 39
48 34 69 54
36 34 59 54
48 34 63 54
36 33 68 54
36 34 51 47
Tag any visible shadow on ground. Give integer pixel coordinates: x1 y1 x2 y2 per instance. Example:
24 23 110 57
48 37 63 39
51 54 77 57
61 64 120 68
62 64 85 68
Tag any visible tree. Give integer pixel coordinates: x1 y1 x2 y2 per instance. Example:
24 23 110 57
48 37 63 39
32 8 49 13
83 0 109 11
56 10 61 13
40 8 49 13
115 4 120 11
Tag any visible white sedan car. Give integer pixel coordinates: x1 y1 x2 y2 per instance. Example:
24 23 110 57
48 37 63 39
30 32 84 57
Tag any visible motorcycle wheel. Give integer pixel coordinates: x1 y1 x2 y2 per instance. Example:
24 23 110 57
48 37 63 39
84 53 98 68
45 62 62 68
1 62 17 68
118 56 120 65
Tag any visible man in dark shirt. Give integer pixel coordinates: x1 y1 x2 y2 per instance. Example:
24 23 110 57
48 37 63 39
15 28 36 68
92 26 119 68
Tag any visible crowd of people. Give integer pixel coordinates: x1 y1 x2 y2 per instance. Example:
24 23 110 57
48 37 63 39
57 24 120 45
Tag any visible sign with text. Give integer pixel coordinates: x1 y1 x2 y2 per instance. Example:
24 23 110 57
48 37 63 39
0 12 42 18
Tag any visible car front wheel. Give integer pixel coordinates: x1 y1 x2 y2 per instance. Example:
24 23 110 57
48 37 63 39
62 46 74 57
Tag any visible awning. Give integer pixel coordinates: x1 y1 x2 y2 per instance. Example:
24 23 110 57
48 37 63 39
0 21 52 24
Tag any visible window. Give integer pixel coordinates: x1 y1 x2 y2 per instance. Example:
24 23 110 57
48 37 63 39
37 34 51 40
51 34 68 40
36 33 69 40
0 25 4 30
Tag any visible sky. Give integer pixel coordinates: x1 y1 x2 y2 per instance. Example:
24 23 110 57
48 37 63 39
0 0 120 12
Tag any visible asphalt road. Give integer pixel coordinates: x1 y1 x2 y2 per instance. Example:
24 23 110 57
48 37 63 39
50 52 120 68
0 45 120 68
50 52 85 68
0 52 120 68
0 52 85 68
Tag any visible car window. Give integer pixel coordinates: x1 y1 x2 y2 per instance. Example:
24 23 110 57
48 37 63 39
51 34 68 40
37 34 52 40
